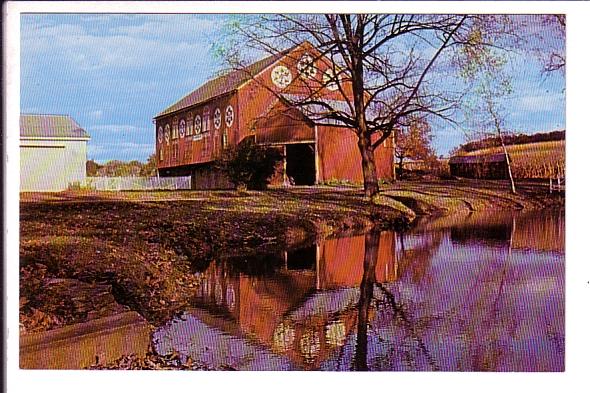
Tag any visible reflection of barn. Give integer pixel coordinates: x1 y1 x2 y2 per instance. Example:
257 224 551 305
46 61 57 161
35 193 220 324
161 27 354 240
189 232 397 369
449 153 509 179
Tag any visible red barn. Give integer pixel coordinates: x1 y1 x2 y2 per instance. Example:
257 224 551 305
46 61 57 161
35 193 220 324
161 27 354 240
154 42 394 189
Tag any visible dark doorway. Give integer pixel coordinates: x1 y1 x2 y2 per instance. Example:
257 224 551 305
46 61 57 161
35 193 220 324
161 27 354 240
286 143 316 185
286 246 317 271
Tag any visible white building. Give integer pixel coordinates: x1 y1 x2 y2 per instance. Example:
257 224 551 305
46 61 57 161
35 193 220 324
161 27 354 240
20 114 90 192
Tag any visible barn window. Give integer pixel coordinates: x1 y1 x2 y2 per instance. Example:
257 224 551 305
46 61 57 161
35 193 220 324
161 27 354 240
186 114 193 136
179 119 186 138
202 137 210 156
222 131 228 149
164 124 170 145
195 115 202 134
172 124 178 140
157 126 163 144
172 143 179 160
203 107 211 133
159 148 164 161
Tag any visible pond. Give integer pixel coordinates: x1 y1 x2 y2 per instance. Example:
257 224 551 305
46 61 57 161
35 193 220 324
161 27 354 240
153 208 565 371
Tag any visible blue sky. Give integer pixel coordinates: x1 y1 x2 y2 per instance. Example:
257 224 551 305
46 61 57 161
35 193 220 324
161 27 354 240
20 14 565 163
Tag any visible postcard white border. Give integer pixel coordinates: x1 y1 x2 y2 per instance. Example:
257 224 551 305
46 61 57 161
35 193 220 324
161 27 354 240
4 1 588 393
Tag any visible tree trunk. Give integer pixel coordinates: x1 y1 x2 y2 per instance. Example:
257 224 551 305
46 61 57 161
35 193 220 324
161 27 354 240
499 136 516 194
353 230 379 371
358 135 380 199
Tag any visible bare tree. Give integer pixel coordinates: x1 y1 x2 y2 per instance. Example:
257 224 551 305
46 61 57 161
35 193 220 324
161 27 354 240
459 36 517 194
222 14 516 199
540 15 565 73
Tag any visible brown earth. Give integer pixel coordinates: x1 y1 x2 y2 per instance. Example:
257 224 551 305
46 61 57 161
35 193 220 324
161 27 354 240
19 180 563 334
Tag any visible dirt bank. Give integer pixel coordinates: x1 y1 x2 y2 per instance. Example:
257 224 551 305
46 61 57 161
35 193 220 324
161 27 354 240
19 180 563 334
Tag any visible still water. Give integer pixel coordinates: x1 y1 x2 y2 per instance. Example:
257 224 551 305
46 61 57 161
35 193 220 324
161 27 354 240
153 209 565 371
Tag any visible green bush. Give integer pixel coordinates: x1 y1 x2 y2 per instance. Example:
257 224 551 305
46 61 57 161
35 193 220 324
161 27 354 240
217 138 283 190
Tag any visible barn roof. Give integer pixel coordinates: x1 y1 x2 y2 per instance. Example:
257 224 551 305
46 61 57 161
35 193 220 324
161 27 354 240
20 114 90 139
155 46 296 119
449 153 507 164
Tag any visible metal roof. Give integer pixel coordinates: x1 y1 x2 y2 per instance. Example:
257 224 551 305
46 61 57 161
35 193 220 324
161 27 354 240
155 47 294 119
449 153 507 164
20 114 90 139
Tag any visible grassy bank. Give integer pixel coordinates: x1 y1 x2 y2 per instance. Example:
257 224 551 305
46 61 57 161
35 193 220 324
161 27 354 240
19 180 562 333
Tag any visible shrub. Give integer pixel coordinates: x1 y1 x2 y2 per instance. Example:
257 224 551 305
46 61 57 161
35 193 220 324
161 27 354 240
217 138 283 190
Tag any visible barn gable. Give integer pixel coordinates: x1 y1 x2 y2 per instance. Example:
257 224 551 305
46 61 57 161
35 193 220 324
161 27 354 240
156 47 293 119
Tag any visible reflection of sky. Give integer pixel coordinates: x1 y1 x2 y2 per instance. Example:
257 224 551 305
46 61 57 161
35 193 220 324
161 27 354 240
154 312 294 371
321 230 564 371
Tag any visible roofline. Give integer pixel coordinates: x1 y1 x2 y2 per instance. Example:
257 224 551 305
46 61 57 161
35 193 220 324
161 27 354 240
153 89 237 120
153 41 308 120
21 113 75 117
20 136 91 141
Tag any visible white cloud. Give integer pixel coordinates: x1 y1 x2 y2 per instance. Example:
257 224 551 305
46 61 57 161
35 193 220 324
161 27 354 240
21 15 219 73
89 109 103 119
87 124 150 133
516 94 565 113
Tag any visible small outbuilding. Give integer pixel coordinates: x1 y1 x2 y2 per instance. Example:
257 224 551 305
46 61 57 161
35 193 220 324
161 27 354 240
20 114 90 192
448 153 509 179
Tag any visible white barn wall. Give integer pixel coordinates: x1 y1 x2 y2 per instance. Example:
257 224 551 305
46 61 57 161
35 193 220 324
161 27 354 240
20 137 88 192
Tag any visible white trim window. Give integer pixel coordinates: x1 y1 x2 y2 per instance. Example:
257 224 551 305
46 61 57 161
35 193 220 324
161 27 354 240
203 107 211 133
186 113 193 136
157 126 163 144
222 131 229 149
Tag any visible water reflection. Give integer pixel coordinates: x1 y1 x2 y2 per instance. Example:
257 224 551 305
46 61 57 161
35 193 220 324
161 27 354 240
154 209 564 371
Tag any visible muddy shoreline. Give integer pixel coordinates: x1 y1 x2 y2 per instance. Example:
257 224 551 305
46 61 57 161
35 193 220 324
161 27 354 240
19 180 563 368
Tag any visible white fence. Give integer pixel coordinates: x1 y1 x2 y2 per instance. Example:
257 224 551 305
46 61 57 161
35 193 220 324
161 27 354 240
87 176 191 191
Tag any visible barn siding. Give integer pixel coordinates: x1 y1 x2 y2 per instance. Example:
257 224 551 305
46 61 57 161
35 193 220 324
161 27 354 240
316 125 393 183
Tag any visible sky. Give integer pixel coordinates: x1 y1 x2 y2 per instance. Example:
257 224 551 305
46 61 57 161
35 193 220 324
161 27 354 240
20 13 566 163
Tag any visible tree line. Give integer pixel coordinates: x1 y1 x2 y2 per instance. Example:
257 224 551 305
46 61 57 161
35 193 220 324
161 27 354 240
86 154 157 177
456 130 565 153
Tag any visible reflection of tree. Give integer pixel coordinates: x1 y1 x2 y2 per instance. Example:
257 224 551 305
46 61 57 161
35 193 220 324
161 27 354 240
462 215 515 371
352 230 379 371
397 231 443 284
353 229 442 370
376 283 440 370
